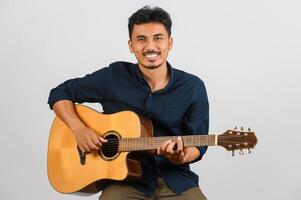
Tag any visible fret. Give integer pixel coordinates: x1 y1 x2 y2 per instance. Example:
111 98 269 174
118 135 216 152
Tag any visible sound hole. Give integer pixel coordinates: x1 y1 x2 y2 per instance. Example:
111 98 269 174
100 132 119 160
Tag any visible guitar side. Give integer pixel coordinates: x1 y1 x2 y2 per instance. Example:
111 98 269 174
47 104 152 193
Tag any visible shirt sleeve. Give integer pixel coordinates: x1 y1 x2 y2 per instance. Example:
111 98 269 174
47 67 108 109
183 79 209 162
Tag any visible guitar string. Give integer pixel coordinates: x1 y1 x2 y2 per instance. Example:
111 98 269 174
79 135 251 152
99 135 247 140
95 136 248 146
96 135 246 143
97 141 252 152
90 135 248 147
99 141 250 148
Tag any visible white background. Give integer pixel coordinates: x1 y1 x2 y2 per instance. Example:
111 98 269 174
1 0 300 199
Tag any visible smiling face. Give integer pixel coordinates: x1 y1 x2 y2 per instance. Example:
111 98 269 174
128 22 173 70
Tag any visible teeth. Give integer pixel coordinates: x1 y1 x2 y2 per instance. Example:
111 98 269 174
145 54 158 58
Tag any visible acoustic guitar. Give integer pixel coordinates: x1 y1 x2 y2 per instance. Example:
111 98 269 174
47 104 257 194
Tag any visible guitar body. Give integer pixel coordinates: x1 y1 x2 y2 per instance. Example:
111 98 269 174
47 105 153 193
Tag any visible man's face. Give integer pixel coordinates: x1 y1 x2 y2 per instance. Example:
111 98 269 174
128 22 173 70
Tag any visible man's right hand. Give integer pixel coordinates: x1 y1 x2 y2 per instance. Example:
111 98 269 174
73 125 107 154
52 100 107 154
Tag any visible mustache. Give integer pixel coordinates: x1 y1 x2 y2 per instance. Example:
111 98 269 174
143 51 161 56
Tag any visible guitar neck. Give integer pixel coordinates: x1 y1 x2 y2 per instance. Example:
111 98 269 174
118 135 217 152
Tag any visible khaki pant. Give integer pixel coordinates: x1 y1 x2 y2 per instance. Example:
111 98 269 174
99 177 207 200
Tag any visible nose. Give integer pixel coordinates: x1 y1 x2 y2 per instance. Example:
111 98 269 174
145 39 156 51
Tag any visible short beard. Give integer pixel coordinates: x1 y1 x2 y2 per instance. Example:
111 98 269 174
139 61 165 70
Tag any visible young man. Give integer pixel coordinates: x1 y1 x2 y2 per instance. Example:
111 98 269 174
48 6 209 200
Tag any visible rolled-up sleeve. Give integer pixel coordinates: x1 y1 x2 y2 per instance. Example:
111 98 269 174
183 80 209 162
47 67 108 109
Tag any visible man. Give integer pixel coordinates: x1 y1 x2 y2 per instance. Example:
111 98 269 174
48 6 209 200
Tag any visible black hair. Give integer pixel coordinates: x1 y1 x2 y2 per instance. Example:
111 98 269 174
128 6 172 39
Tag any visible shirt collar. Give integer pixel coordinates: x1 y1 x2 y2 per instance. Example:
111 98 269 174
134 61 174 93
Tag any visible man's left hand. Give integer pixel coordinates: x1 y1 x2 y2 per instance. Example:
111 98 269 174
157 137 187 164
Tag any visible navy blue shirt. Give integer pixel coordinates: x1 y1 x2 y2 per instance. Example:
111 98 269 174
48 61 209 196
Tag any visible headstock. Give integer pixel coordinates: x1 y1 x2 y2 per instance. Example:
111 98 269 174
218 127 258 156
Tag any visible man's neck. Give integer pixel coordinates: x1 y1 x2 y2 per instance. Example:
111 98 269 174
138 62 170 92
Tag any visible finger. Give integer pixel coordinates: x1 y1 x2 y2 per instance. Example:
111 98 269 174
78 145 85 154
183 147 187 154
176 137 183 154
157 147 161 155
180 151 185 158
98 136 108 143
82 143 91 153
88 132 106 147
158 140 171 155
158 144 166 155
91 135 102 147
161 140 172 154
88 140 100 151
166 142 176 154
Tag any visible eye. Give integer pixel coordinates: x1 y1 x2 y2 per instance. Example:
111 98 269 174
155 36 163 41
137 37 145 42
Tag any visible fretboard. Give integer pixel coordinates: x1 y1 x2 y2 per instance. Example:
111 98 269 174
118 135 217 152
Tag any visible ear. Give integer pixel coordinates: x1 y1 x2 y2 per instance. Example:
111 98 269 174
128 40 134 53
169 37 173 50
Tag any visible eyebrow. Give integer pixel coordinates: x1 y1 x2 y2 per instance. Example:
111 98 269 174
136 35 146 39
154 33 164 37
136 33 164 39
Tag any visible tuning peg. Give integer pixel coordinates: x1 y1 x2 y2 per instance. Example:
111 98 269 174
239 149 244 155
248 127 251 131
233 126 237 130
248 148 251 154
232 150 235 156
241 127 244 131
